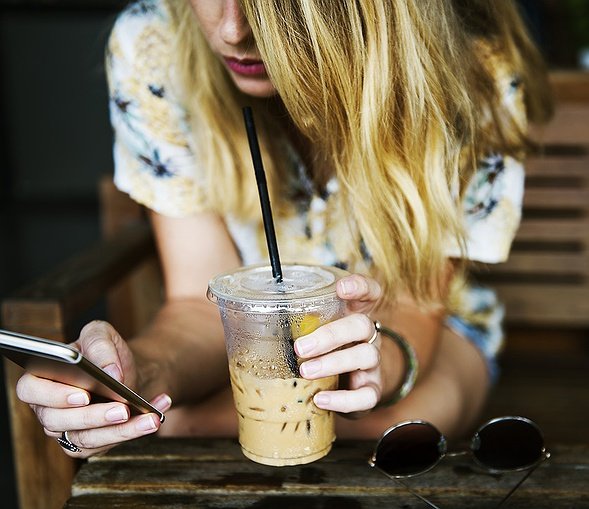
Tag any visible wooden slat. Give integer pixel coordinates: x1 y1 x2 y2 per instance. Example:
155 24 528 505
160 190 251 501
516 219 589 242
549 71 589 103
526 157 589 178
530 104 589 145
495 285 589 326
523 188 589 208
489 253 589 275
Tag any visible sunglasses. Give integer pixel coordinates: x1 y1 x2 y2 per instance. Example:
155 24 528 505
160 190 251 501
369 416 550 509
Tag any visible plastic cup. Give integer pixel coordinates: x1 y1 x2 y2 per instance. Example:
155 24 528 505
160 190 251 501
207 263 348 466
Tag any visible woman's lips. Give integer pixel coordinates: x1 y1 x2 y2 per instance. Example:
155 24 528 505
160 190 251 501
224 57 266 76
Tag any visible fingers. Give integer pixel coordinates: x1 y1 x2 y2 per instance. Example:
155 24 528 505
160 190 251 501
314 384 380 414
295 313 376 359
68 413 161 447
47 413 163 459
35 402 130 434
41 393 172 458
17 373 90 408
77 320 125 382
299 342 380 379
33 393 172 439
336 274 381 312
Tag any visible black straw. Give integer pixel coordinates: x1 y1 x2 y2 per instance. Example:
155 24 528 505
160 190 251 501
242 106 283 283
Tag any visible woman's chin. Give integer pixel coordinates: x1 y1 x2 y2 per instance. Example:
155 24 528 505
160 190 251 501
232 75 277 98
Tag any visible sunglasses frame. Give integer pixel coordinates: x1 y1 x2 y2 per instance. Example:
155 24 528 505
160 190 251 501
369 415 550 509
468 415 548 474
369 419 448 479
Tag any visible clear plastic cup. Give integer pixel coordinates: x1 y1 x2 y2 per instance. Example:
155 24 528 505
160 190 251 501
207 263 347 466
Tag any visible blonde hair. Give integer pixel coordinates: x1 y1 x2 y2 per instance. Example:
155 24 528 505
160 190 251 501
167 0 551 304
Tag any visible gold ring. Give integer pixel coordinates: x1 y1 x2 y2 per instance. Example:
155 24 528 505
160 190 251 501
367 320 381 344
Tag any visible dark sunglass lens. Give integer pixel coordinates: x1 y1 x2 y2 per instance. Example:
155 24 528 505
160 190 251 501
374 422 444 477
472 417 544 470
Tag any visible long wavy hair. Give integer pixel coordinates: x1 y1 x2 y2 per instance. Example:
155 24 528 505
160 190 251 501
166 0 551 304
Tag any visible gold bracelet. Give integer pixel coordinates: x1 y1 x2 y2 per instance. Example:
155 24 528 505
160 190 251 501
374 321 419 407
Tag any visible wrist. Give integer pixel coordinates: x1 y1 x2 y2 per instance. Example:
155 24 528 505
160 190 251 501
375 322 419 408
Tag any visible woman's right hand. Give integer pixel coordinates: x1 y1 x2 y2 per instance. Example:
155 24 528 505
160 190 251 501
15 320 172 458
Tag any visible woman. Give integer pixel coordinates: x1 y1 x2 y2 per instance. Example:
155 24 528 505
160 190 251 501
16 0 551 458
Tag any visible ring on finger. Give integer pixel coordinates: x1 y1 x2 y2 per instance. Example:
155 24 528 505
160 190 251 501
57 430 82 453
367 320 381 345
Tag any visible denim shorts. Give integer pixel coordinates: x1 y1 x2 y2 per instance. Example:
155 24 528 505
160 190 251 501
445 285 505 384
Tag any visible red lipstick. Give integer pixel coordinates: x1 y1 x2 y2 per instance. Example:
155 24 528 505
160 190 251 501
224 57 266 76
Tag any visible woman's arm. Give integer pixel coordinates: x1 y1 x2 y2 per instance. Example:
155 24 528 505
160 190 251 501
15 209 242 457
129 210 241 404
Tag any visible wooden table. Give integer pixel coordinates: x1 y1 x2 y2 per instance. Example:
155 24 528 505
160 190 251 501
64 437 589 508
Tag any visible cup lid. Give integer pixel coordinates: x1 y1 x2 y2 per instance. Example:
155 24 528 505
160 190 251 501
207 264 348 311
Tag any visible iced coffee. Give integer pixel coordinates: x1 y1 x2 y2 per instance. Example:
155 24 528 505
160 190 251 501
207 264 347 466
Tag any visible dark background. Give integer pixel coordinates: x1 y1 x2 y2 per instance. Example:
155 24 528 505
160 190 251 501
0 1 587 508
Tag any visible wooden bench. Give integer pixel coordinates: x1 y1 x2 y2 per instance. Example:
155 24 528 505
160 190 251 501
475 72 589 327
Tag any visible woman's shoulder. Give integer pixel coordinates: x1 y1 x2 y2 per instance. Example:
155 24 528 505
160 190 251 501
114 0 171 29
107 0 184 123
109 0 174 66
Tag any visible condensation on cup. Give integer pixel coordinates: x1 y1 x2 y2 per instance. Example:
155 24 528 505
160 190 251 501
207 263 348 466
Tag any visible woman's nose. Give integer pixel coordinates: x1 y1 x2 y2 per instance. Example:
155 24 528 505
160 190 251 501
219 0 252 46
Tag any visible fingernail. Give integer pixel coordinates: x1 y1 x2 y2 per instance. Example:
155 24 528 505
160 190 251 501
103 363 122 382
136 415 157 432
314 393 331 407
300 359 321 376
67 392 89 406
295 336 316 356
339 279 357 296
105 405 129 423
152 394 172 412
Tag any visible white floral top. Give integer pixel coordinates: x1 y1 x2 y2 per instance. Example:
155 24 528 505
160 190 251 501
106 0 528 381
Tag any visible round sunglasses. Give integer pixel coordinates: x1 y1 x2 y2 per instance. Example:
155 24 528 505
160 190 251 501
369 416 550 508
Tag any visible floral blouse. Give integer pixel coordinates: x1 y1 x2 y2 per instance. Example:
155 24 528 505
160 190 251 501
106 0 528 380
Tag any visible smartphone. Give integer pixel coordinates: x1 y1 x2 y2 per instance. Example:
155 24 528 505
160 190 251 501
0 329 165 422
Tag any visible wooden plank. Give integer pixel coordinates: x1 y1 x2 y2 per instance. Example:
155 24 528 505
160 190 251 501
523 188 589 208
1 301 65 340
66 438 589 509
63 492 589 509
488 253 589 275
549 71 589 102
526 157 589 178
494 285 589 326
516 219 589 242
529 105 589 145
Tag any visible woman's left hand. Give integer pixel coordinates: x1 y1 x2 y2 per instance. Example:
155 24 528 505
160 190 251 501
294 273 383 415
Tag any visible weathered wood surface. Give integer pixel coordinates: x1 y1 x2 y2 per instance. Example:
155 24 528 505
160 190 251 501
65 437 589 509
